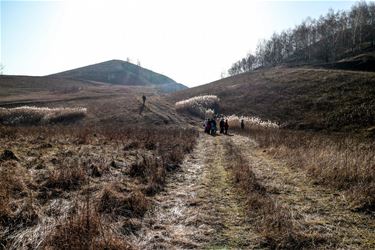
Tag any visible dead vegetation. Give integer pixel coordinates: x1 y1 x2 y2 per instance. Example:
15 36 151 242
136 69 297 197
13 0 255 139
247 127 375 213
0 124 197 249
171 68 375 133
98 184 148 218
0 106 87 125
175 95 220 118
44 197 133 250
223 140 323 249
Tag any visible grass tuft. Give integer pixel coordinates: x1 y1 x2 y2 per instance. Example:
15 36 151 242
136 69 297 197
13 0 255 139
98 184 149 218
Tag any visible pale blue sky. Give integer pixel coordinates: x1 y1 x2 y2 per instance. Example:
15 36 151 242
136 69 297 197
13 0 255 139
1 0 361 86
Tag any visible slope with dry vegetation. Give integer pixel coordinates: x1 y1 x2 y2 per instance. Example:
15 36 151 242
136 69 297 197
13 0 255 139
0 125 197 249
231 133 375 249
171 67 375 133
0 75 186 127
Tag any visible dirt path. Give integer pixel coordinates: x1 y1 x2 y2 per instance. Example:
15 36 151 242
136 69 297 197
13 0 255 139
131 133 374 249
131 133 259 249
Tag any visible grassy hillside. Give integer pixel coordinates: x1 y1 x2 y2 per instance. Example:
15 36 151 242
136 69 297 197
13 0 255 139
0 75 187 127
49 59 187 93
171 67 375 133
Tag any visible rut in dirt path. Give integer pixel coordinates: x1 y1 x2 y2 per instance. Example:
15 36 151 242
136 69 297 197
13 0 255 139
130 134 259 249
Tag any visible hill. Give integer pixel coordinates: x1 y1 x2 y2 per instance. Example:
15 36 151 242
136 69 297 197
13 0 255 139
0 75 186 127
49 59 187 93
171 67 375 133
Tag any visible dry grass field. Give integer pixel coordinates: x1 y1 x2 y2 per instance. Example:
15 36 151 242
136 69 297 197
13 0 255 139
1 67 374 249
0 125 197 249
0 75 198 249
0 75 187 127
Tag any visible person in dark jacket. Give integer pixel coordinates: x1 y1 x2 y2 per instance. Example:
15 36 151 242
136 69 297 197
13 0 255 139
210 119 217 135
142 95 146 105
219 118 225 133
224 119 229 134
206 119 211 134
241 119 245 130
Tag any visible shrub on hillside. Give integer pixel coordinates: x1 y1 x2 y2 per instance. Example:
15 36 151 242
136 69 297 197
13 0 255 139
175 95 219 118
0 106 87 125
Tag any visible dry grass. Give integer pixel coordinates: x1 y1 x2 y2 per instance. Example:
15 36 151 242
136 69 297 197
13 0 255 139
0 160 37 248
0 124 198 249
224 140 324 249
44 199 133 250
225 114 279 129
98 183 149 218
248 127 375 212
175 95 220 118
0 106 87 125
171 68 375 133
44 165 87 191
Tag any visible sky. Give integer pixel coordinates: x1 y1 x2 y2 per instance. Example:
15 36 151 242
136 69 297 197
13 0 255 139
0 0 361 87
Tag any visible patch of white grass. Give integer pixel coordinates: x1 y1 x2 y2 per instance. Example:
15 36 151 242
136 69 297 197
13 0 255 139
175 95 219 118
205 109 214 119
224 114 279 129
0 106 87 125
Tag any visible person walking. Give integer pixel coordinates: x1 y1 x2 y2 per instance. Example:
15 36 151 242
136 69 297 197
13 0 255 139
210 119 217 135
206 119 211 134
224 119 229 135
219 118 225 134
241 119 245 130
142 95 146 105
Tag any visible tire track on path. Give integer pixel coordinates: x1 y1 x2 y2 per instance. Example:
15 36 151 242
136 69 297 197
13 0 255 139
131 134 259 249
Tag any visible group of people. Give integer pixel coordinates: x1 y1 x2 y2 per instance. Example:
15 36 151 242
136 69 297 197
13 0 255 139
204 118 229 135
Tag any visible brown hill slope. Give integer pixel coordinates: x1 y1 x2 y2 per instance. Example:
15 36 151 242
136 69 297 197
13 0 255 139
0 75 186 127
171 67 375 132
49 59 187 93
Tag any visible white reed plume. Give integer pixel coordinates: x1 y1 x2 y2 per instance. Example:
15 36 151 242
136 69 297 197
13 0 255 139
224 114 279 129
0 106 87 125
175 95 219 118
